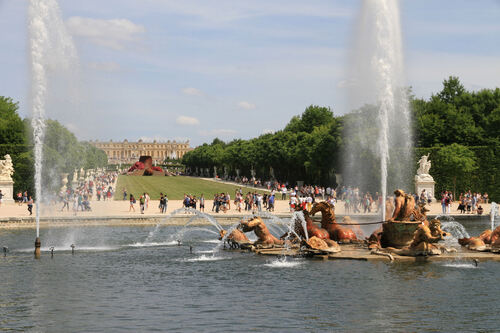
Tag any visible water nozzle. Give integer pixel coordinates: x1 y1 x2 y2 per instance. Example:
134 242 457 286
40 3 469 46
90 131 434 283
70 244 75 255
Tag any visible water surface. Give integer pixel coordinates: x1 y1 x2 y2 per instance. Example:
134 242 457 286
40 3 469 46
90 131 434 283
0 220 498 332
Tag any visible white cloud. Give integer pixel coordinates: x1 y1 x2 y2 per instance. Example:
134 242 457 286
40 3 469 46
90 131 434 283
336 79 356 89
237 101 256 110
87 61 121 72
182 87 204 96
199 129 237 137
262 129 274 134
176 115 200 126
66 16 145 50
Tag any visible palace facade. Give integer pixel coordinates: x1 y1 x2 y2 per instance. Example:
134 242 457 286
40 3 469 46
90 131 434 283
90 139 192 164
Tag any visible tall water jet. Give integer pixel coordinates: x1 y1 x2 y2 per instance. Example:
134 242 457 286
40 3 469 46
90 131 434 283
28 0 78 257
343 0 412 221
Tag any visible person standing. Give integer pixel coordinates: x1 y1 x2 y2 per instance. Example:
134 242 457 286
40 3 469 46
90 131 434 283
27 196 34 215
159 193 165 213
441 192 447 215
123 188 127 200
145 192 150 210
257 193 263 212
199 194 205 212
306 195 313 212
268 193 275 212
0 189 3 207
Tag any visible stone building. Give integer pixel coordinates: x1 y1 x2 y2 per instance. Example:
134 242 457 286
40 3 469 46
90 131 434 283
90 139 192 164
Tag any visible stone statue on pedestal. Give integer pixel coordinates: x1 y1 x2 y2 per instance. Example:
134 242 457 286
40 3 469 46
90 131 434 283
0 154 14 181
415 154 436 202
0 154 15 203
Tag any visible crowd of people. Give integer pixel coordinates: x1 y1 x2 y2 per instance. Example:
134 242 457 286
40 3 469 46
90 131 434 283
59 171 117 214
441 190 489 215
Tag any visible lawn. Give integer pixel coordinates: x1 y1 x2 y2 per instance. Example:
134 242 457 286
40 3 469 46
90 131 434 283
114 175 267 200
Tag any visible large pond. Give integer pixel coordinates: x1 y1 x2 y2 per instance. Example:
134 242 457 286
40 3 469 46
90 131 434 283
0 217 498 332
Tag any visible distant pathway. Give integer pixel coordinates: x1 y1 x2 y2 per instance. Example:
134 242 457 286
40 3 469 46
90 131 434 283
196 177 272 193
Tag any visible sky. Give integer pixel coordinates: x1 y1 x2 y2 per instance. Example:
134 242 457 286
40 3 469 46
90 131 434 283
0 0 499 147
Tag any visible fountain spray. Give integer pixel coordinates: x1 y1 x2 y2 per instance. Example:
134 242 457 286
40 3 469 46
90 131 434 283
491 202 498 231
345 0 412 222
28 0 78 258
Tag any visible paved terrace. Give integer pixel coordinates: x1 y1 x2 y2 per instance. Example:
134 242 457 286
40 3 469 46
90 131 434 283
0 200 493 228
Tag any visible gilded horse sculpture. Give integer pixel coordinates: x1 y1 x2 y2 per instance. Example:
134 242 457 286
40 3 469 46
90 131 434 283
239 216 284 248
219 228 251 249
281 206 330 241
309 201 357 243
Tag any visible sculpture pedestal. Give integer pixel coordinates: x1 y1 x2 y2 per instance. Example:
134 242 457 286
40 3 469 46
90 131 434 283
414 175 436 203
0 180 14 203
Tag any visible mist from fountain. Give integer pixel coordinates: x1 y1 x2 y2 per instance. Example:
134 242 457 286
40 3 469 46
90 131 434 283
491 202 498 231
436 215 470 247
146 207 223 243
344 0 412 222
28 0 78 238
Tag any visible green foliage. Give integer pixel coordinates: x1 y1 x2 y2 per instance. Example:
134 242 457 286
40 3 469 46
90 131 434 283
416 145 499 201
115 175 267 200
184 77 499 199
32 120 108 193
432 144 478 196
284 105 335 133
184 105 342 186
0 96 108 198
413 76 500 147
0 96 25 145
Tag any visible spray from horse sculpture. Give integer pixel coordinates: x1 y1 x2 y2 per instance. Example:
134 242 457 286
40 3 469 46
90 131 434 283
29 0 78 256
345 0 412 221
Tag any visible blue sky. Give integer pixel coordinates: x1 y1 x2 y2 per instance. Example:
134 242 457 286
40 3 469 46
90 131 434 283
0 0 499 146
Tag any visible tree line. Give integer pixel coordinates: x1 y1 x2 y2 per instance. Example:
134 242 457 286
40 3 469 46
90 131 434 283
0 96 108 198
182 77 500 200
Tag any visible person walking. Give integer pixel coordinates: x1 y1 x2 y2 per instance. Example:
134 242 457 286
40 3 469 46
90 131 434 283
27 196 33 215
0 189 3 208
139 194 145 214
61 193 69 211
129 194 136 212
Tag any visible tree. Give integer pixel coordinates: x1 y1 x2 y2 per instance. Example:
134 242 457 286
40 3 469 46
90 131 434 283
284 105 334 133
0 96 26 145
438 76 465 104
433 144 478 198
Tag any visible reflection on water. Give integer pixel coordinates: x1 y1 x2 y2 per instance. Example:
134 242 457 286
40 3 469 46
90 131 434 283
0 222 499 332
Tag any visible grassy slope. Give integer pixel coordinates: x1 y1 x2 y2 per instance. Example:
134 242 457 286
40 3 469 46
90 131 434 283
115 175 267 200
